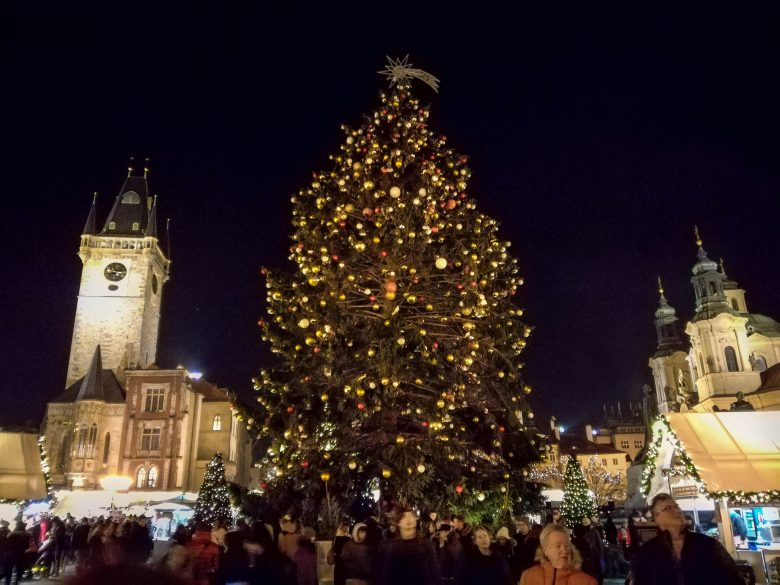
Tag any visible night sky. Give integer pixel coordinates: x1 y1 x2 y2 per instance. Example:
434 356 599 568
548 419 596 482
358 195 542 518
2 5 779 431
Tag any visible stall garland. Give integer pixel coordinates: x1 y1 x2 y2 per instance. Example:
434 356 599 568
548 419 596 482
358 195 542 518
641 415 779 505
0 435 54 509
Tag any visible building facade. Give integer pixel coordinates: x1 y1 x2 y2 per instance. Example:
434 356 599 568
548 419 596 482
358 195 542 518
649 230 780 413
43 167 252 494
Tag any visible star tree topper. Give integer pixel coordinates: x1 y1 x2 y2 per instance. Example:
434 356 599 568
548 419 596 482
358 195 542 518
378 55 440 92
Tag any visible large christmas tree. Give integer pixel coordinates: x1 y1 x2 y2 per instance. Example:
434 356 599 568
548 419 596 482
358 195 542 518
255 59 541 518
194 452 233 527
560 456 597 528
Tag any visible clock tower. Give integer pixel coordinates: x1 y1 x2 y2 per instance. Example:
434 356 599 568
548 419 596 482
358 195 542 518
65 166 171 387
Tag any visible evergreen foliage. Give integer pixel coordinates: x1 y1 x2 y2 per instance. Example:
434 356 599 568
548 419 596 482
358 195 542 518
255 70 541 517
194 452 233 527
560 456 596 528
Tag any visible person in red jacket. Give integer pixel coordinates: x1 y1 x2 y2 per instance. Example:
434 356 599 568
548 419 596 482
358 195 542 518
185 522 220 585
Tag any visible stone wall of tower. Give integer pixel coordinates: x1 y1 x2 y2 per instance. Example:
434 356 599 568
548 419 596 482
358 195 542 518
649 351 692 413
66 236 168 387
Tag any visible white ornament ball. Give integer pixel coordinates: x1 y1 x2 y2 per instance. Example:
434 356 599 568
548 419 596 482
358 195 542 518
419 188 427 196
435 257 448 270
397 337 406 346
298 319 310 329
477 492 485 501
390 186 401 199
346 136 354 145
417 464 426 473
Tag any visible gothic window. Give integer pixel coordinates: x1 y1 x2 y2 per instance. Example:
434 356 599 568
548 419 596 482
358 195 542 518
755 356 768 372
731 298 739 311
144 388 165 412
140 427 162 452
136 467 146 488
86 424 98 458
58 434 71 471
708 281 718 296
724 346 739 372
147 466 159 488
212 415 222 431
77 426 87 458
102 433 111 465
132 222 140 231
121 191 140 204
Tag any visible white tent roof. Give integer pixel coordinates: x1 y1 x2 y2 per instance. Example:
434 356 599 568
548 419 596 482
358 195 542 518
0 432 47 500
666 412 780 493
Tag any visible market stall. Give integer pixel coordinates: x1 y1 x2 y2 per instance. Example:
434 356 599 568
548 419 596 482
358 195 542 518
0 431 49 523
642 412 780 583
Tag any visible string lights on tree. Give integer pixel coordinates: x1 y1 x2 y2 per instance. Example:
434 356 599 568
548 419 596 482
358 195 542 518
253 58 542 517
194 452 233 527
560 456 596 529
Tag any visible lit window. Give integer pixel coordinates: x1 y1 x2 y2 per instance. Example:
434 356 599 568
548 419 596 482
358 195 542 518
147 466 158 488
109 222 116 230
137 467 146 487
132 222 140 230
140 427 162 452
145 388 165 412
212 415 222 431
724 347 739 372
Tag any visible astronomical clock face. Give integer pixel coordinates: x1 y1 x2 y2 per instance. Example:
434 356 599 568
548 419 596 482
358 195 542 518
104 262 128 282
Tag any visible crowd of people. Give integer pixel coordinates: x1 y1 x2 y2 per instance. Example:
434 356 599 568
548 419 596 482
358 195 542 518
0 493 747 585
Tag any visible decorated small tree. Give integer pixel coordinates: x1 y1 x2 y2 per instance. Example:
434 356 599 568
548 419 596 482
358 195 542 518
194 452 233 527
560 456 596 528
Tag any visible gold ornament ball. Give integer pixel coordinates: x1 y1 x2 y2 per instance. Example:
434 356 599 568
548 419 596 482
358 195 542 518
417 464 426 473
320 472 331 481
386 292 396 300
321 393 329 402
396 435 405 444
435 257 448 270
390 186 401 198
298 319 310 329
348 461 357 470
381 468 392 478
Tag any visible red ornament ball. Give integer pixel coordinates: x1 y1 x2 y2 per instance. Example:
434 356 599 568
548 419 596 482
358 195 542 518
455 484 464 494
301 461 309 468
286 405 295 413
422 421 429 428
357 402 366 410
260 482 268 490
313 347 321 354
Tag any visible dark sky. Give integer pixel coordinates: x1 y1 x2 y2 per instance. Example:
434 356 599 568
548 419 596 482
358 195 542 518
2 5 779 430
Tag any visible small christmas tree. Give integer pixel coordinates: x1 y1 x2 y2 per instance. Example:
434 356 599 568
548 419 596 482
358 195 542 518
194 452 233 527
560 456 596 528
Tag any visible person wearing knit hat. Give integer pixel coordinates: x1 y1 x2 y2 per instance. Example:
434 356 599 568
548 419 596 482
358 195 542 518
493 526 516 572
342 523 373 585
465 526 513 585
495 527 511 541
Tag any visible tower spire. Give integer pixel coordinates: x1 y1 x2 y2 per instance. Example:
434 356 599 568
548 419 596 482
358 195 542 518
695 224 702 247
82 192 98 235
145 195 158 238
653 276 684 356
101 163 151 236
690 226 730 319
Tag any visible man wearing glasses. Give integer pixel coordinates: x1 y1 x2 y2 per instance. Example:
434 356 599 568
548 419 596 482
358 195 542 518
631 493 743 585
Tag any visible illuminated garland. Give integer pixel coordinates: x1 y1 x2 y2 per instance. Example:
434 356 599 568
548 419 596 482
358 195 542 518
0 435 55 509
641 415 779 505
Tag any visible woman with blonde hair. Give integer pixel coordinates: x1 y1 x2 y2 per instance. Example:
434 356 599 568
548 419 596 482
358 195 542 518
519 524 595 585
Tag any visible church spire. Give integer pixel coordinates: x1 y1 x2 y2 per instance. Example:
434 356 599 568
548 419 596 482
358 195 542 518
145 195 159 238
100 163 152 236
654 276 684 356
690 226 731 320
82 192 98 235
76 346 105 401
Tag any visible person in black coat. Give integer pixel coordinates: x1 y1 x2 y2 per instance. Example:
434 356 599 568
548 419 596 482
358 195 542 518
512 517 539 581
632 494 743 585
464 528 512 585
375 508 438 585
